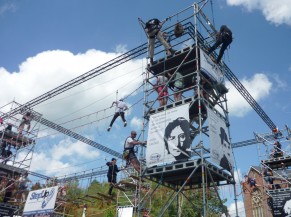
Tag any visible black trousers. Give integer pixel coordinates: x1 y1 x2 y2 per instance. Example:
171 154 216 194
208 36 232 63
109 112 126 127
3 190 12 203
108 175 117 195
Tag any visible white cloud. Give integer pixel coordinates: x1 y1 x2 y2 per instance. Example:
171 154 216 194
233 168 243 184
0 47 146 177
130 116 143 130
0 47 144 127
51 138 100 160
222 201 246 217
29 138 100 177
0 2 16 15
272 73 287 91
226 0 291 26
30 152 72 177
115 44 128 53
226 73 272 117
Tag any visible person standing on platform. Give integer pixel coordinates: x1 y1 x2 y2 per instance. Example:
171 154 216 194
18 172 30 202
18 112 32 135
123 131 146 172
107 99 128 132
144 18 175 65
273 140 283 158
168 71 184 101
154 74 169 107
208 25 232 64
106 158 120 196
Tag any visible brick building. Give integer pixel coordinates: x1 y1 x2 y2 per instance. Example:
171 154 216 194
243 163 291 217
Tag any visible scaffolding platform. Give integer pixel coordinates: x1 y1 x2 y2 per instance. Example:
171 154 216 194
147 96 194 117
143 159 234 189
0 129 35 147
149 45 197 87
0 163 26 176
262 156 291 169
269 187 291 194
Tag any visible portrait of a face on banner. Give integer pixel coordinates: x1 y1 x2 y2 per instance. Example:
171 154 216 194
207 107 234 172
146 104 192 167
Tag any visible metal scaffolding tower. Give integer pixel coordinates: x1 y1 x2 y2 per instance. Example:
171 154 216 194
0 101 42 176
137 2 237 216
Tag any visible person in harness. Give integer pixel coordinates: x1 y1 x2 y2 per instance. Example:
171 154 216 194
123 131 146 172
208 25 233 64
107 99 128 132
106 158 120 196
144 18 176 65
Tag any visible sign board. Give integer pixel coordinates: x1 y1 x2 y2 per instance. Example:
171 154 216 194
117 206 133 217
270 188 291 216
146 104 191 167
200 48 224 83
207 107 234 172
23 186 58 217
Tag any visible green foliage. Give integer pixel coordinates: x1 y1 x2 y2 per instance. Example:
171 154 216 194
30 179 228 216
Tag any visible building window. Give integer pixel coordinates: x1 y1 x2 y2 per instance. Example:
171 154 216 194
252 188 264 217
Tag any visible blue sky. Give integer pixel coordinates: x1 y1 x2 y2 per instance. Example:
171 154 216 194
0 0 291 216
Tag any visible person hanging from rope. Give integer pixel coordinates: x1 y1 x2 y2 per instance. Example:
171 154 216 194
123 131 146 173
243 175 261 193
106 158 120 196
107 99 128 132
143 18 176 65
208 25 233 64
18 112 32 135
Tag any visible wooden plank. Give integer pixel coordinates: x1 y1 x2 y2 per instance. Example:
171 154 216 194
86 194 103 200
119 180 138 188
97 192 115 200
130 175 145 182
111 183 126 191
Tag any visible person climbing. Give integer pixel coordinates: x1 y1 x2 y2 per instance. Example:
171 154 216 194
208 25 232 64
123 131 146 172
106 158 120 196
244 175 261 192
107 99 128 132
144 18 175 65
18 112 32 135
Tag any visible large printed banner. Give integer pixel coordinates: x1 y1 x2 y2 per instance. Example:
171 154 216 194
207 107 234 172
271 188 291 216
146 104 191 167
23 186 58 217
200 48 224 83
